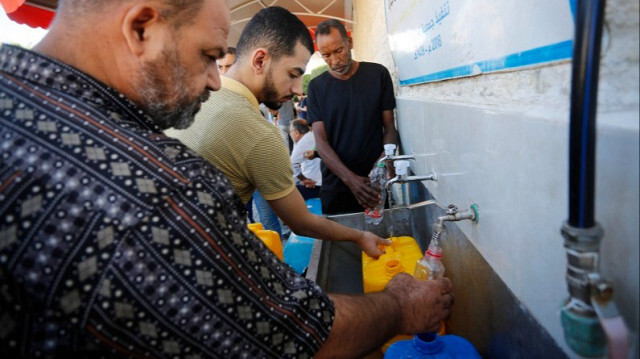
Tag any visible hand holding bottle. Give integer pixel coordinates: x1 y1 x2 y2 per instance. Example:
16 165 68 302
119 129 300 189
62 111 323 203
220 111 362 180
384 274 454 334
365 162 388 225
345 173 380 209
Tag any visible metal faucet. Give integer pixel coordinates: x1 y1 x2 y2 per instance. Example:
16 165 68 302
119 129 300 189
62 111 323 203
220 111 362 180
427 203 480 248
436 204 478 225
378 153 416 165
385 160 437 191
377 144 416 166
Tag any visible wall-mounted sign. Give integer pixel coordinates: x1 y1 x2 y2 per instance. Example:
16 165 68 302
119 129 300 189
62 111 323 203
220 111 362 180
385 0 575 86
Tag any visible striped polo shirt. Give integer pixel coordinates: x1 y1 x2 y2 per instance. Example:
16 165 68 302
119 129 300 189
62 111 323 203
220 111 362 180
166 77 295 204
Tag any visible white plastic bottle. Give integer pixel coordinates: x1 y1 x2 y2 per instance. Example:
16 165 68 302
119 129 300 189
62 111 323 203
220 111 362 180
365 162 387 225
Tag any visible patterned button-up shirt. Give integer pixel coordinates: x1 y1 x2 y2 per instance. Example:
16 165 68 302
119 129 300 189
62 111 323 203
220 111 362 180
0 44 334 358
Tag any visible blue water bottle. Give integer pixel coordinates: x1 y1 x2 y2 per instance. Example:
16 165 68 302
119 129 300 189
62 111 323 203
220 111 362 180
384 332 481 358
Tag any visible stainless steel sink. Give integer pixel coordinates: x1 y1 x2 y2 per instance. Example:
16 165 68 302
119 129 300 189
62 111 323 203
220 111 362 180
305 186 568 358
306 202 430 295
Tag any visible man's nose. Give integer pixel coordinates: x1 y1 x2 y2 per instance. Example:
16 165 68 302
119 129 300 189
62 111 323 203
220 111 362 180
326 55 336 66
292 77 303 96
207 64 221 91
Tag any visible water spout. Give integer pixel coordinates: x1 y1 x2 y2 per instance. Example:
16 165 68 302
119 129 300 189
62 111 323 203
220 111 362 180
425 204 479 248
385 160 437 192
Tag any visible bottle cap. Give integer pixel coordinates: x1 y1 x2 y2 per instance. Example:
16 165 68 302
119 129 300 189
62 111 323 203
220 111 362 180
426 246 442 258
384 143 396 156
394 160 410 175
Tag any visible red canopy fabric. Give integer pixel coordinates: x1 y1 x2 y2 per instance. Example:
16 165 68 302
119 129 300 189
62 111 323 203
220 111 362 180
1 0 24 13
308 28 318 51
3 2 54 29
3 3 350 36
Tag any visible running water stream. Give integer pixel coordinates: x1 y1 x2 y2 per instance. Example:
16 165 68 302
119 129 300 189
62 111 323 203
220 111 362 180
386 187 395 238
429 225 444 248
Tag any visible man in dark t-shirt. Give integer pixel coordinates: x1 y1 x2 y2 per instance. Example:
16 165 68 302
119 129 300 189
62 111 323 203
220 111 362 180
307 19 398 215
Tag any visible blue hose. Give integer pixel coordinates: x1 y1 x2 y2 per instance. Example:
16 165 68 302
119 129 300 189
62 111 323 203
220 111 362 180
568 0 605 228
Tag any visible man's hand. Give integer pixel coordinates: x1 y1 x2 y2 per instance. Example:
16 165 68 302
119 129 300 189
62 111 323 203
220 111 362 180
303 150 316 159
344 174 381 209
384 158 396 179
385 274 454 334
316 274 454 358
356 231 391 258
301 179 316 188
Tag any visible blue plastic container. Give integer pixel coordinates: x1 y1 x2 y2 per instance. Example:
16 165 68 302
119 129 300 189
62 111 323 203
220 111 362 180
305 197 322 215
384 332 481 358
282 198 321 274
283 233 315 274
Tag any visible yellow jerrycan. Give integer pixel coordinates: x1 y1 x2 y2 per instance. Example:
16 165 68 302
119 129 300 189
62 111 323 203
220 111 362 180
248 223 283 261
362 236 445 352
362 236 423 292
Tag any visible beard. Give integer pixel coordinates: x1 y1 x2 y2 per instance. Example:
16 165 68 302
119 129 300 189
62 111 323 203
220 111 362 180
261 68 290 111
137 44 209 130
332 50 354 76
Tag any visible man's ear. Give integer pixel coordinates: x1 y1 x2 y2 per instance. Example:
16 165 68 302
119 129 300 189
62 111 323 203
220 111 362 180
122 4 162 56
251 48 270 76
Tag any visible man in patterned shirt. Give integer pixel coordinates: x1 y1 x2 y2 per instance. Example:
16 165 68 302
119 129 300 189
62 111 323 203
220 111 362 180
0 1 454 358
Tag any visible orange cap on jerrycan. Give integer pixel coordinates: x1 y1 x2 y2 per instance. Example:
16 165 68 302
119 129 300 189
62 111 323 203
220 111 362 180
247 223 283 261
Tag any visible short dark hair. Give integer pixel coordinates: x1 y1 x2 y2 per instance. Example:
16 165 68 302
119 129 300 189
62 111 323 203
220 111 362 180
58 0 204 28
290 119 310 134
236 6 314 61
227 47 236 55
315 19 349 42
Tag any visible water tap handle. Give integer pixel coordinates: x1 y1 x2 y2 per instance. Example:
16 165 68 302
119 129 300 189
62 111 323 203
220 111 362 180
588 273 630 359
394 160 410 176
384 144 396 156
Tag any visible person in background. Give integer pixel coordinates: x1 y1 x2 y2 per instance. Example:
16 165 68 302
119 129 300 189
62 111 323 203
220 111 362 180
0 0 454 356
307 19 399 215
217 46 236 75
290 119 322 200
296 93 308 122
259 102 277 123
276 98 296 152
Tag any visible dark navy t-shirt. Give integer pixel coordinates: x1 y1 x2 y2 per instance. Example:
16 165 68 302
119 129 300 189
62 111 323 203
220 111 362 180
307 62 395 192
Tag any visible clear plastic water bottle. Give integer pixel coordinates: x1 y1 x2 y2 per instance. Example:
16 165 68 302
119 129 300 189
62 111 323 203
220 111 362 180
414 225 445 280
412 228 447 340
365 162 387 225
414 245 445 280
